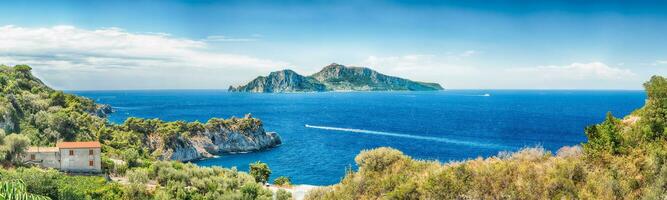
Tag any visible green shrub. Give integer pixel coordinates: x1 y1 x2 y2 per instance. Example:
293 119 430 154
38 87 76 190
0 179 50 200
250 161 271 184
273 176 291 186
306 76 667 200
276 189 292 200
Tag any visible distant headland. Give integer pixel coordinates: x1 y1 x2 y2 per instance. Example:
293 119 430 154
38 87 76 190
228 63 444 93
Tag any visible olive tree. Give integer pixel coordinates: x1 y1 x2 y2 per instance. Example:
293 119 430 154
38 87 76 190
249 161 271 184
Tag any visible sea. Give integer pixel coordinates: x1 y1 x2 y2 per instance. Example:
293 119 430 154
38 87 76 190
71 90 645 185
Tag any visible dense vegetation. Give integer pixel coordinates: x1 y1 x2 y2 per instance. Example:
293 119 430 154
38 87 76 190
0 65 281 199
0 64 269 164
306 75 667 200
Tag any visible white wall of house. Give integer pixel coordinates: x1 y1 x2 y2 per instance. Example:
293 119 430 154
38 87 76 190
26 152 61 169
59 148 101 173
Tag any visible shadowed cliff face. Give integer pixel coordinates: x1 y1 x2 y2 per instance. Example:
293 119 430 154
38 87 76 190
229 70 326 92
229 63 444 93
149 115 282 161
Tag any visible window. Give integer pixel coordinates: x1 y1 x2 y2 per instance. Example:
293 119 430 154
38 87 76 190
69 150 74 156
30 154 35 160
89 149 94 155
89 160 94 166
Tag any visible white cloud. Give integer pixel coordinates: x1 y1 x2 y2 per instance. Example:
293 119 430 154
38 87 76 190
203 35 259 42
652 60 667 66
0 25 287 89
508 62 636 80
359 54 642 89
359 53 480 88
459 50 476 57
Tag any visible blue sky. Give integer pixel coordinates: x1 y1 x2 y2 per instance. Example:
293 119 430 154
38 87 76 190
0 0 665 90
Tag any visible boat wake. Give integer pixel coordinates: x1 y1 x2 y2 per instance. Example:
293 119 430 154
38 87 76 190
305 124 507 149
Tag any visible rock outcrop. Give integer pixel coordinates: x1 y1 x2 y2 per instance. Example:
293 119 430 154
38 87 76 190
229 63 443 93
94 104 114 118
149 115 282 162
229 70 326 92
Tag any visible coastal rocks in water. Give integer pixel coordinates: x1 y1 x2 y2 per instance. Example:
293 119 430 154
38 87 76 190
149 114 282 162
229 63 444 93
94 104 114 118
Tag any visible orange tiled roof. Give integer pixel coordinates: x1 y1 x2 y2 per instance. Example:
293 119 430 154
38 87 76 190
56 141 101 149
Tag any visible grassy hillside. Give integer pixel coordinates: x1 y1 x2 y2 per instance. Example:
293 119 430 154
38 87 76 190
0 64 276 165
0 64 279 199
306 76 667 200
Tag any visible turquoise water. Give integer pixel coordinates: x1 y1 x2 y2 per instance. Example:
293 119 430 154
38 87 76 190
72 90 645 185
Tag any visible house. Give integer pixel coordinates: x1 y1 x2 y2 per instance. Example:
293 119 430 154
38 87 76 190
25 141 102 173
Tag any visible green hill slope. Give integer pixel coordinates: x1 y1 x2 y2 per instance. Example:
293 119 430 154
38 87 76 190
0 64 281 163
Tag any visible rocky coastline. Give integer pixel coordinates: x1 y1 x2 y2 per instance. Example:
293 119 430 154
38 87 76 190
147 115 283 162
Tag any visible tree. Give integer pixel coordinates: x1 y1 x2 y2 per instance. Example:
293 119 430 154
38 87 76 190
249 161 271 184
13 65 32 73
583 112 622 156
49 91 67 107
641 75 667 139
0 130 5 160
1 133 30 165
273 176 291 186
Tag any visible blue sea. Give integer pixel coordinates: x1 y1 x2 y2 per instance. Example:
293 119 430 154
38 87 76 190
72 90 645 185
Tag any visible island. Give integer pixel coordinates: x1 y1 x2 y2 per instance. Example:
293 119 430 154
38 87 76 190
228 63 444 93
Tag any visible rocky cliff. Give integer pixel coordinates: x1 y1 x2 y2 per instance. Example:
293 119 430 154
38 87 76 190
228 69 326 92
311 63 444 91
145 114 282 162
229 63 443 93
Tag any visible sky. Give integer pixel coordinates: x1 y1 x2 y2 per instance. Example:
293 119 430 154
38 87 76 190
0 0 666 90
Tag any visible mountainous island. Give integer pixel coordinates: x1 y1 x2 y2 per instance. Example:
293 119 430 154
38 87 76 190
228 63 444 93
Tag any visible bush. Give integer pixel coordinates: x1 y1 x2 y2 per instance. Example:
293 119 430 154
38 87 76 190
273 176 291 186
250 161 271 184
240 182 272 200
354 147 407 172
13 65 32 72
126 168 149 184
0 179 50 200
276 189 292 200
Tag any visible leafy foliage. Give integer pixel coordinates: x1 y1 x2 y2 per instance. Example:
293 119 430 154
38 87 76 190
275 189 292 200
249 161 271 184
306 75 667 200
0 168 122 200
0 132 30 166
0 180 50 200
0 65 277 199
273 176 291 186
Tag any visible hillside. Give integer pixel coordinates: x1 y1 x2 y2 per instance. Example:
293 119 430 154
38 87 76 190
229 63 444 92
306 76 667 200
0 64 281 163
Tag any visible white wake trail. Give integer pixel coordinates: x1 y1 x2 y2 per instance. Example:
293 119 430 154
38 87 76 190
305 124 507 149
